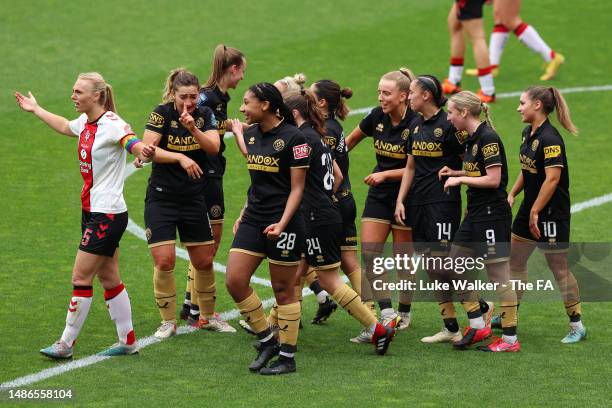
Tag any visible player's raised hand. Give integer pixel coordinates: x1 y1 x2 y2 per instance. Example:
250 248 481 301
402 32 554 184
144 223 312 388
229 119 243 138
179 103 195 130
15 91 39 113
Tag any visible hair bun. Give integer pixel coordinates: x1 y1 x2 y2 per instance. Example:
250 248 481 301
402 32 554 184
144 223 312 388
294 73 307 86
341 87 353 99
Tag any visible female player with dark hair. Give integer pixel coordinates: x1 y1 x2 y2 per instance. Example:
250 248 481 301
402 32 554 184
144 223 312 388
142 68 220 339
395 75 492 344
500 86 584 343
179 44 246 332
345 68 419 342
307 79 364 323
15 72 154 358
440 90 519 352
466 0 564 81
227 83 308 375
284 89 395 354
443 0 496 103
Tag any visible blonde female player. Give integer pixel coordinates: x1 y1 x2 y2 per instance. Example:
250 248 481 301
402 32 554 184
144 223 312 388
395 75 493 344
466 0 565 80
142 69 220 339
226 83 308 375
15 73 154 358
274 73 307 97
441 91 519 352
179 44 246 332
496 86 584 343
345 68 419 342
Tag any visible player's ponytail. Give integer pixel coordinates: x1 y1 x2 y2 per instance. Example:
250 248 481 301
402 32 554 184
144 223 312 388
249 82 296 126
285 89 326 137
162 68 200 103
78 72 117 113
204 44 245 90
312 79 352 121
449 91 495 130
525 86 577 135
415 75 447 108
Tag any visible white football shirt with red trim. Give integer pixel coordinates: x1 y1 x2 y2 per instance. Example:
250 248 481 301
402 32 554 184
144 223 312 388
69 111 134 213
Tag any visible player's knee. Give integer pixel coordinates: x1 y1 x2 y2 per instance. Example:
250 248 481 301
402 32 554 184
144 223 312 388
271 281 293 304
503 16 522 32
154 257 175 273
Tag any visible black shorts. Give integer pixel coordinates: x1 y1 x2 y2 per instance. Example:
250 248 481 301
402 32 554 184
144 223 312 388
456 0 485 20
203 177 224 225
304 222 342 270
144 189 214 248
336 191 358 250
512 208 570 252
409 202 461 255
362 188 409 230
79 211 128 257
230 215 305 265
453 213 511 263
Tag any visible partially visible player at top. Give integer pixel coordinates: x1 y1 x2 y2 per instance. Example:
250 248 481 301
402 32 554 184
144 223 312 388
142 68 221 339
15 72 155 359
227 83 308 375
466 0 565 81
443 0 496 103
346 68 420 343
496 86 584 343
441 91 520 352
179 44 246 333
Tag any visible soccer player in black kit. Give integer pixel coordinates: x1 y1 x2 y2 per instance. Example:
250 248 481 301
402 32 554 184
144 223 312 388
142 69 220 340
285 89 396 355
441 90 519 352
180 45 246 332
501 85 585 344
346 68 420 343
395 75 492 344
227 83 307 375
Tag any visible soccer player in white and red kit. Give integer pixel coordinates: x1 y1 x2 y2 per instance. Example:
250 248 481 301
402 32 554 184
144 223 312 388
15 72 155 359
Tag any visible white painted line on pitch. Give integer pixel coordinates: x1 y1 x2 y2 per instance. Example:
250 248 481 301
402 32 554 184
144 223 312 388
5 84 611 391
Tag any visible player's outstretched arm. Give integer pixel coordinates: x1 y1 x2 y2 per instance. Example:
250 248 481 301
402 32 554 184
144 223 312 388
15 91 73 137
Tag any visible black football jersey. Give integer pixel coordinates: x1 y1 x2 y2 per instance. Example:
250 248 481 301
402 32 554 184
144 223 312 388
324 117 351 193
518 118 570 219
198 86 230 178
242 121 310 223
299 123 342 225
359 106 419 194
145 102 217 196
407 109 465 205
462 122 509 219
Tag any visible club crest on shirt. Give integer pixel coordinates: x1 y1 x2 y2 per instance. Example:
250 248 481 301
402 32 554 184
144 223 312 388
531 139 539 151
434 127 443 137
216 104 223 112
195 117 205 129
84 130 90 141
376 123 384 132
273 139 285 151
401 129 410 141
210 205 222 218
472 144 478 156
248 137 255 145
413 126 419 134
170 120 178 128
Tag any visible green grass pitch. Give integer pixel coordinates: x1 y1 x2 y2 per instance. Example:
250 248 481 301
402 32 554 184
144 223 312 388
1 0 612 406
